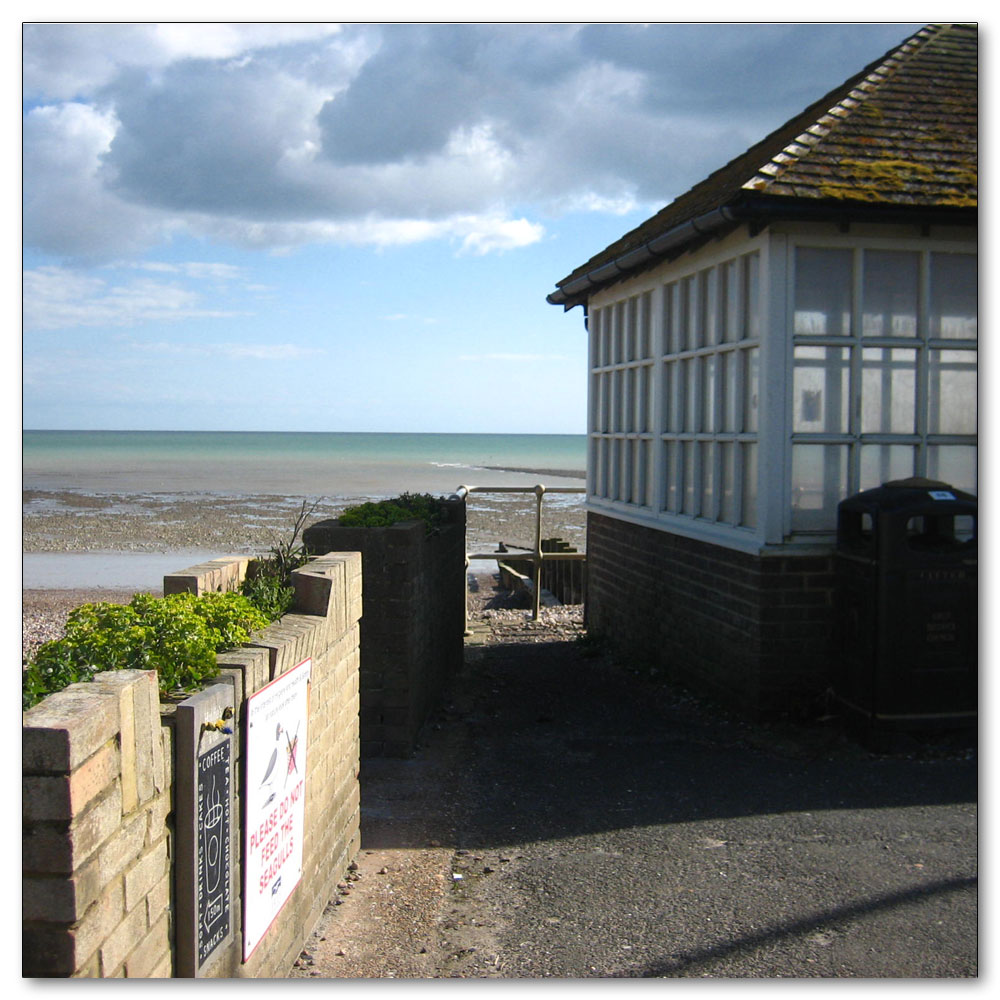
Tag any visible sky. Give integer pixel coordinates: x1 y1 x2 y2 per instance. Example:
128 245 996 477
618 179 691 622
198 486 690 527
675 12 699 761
20 16 928 435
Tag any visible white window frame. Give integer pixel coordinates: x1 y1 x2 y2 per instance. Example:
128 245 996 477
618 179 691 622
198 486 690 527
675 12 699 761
780 228 978 542
585 222 977 554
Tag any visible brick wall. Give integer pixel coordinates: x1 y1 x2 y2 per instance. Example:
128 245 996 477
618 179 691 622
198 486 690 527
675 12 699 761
22 552 363 978
303 503 466 757
586 512 835 718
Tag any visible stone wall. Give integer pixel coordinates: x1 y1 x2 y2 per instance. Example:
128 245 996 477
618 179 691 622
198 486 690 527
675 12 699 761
303 503 466 757
22 552 363 978
586 512 835 718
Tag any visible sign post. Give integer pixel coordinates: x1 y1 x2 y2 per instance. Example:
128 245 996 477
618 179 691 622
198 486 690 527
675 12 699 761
175 683 236 977
242 657 312 960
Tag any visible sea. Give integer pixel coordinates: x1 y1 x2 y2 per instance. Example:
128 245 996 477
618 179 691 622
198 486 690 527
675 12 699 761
22 430 588 589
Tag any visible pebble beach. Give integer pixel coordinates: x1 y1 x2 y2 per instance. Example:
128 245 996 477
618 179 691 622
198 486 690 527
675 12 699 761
22 488 587 663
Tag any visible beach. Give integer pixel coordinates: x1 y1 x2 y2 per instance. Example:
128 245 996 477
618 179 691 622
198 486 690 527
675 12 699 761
22 486 587 663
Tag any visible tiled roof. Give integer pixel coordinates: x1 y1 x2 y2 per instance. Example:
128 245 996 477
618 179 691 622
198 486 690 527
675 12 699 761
549 23 977 308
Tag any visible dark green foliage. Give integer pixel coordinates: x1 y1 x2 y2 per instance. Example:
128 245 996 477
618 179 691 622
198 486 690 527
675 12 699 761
23 591 268 710
337 493 449 533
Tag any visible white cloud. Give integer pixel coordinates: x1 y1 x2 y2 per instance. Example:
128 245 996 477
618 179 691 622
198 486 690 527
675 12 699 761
21 22 920 263
131 340 324 361
23 265 247 331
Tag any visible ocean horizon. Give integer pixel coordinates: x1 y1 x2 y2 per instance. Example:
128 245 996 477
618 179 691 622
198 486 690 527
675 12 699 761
23 429 588 498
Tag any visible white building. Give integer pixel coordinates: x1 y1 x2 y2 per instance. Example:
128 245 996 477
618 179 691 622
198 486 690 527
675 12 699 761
547 23 977 717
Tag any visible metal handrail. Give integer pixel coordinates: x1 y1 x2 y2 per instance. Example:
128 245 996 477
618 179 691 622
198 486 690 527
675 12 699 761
452 483 586 625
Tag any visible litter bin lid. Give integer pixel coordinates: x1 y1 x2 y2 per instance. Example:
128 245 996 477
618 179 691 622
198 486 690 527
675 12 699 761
839 477 977 514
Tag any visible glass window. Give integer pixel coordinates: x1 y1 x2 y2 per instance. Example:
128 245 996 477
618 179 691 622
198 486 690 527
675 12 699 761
862 250 919 337
663 361 682 433
721 351 739 432
684 357 700 432
794 247 853 336
682 441 698 515
930 253 977 340
860 444 914 491
927 444 977 495
663 440 679 513
793 346 849 433
719 442 736 523
861 348 916 434
791 444 849 531
701 268 718 346
743 347 759 433
722 259 741 343
683 275 700 350
700 442 715 519
701 354 717 433
741 443 758 529
639 291 653 359
745 253 760 340
928 349 977 434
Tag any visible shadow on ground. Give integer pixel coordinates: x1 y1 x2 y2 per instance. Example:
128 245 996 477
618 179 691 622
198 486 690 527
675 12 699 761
319 625 977 978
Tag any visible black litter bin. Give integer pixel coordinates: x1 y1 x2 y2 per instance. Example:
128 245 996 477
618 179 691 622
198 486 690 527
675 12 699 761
833 477 977 731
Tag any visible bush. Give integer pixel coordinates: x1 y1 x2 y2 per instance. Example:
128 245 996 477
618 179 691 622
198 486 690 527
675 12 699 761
337 493 449 533
240 499 319 620
22 591 268 710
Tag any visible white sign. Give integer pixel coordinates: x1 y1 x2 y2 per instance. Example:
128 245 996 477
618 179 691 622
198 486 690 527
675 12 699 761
929 490 956 501
242 657 311 960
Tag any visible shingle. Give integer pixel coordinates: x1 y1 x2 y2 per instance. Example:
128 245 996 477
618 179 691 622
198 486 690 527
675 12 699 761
550 23 977 306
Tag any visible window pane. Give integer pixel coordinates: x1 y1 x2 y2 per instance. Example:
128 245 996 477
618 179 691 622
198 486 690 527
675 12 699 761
700 442 715 519
639 291 653 358
683 441 698 515
794 248 852 336
721 350 739 432
745 253 760 340
685 357 700 432
595 437 608 497
927 444 977 495
722 259 741 343
719 442 736 523
928 349 977 434
664 282 680 355
791 444 848 531
684 275 699 349
744 347 759 432
663 361 682 433
861 348 916 433
931 253 977 340
663 441 679 513
701 353 717 432
626 297 637 361
862 250 918 337
636 365 650 433
701 268 718 346
633 439 650 507
793 346 850 432
860 444 914 491
741 443 758 528
613 302 625 363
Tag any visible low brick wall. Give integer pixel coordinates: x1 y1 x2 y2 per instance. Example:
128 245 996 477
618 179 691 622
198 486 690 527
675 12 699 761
22 552 363 978
586 512 835 718
303 504 466 757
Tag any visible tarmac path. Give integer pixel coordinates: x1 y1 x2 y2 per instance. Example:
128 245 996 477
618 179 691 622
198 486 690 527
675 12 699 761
290 586 977 979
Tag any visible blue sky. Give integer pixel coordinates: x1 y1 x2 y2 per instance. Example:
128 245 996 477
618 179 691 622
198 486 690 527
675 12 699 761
21 17 926 434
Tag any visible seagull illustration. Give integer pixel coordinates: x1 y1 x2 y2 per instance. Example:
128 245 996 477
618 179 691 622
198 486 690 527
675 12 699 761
259 724 284 789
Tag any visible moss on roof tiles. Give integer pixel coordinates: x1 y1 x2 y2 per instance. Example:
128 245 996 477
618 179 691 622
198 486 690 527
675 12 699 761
552 23 977 303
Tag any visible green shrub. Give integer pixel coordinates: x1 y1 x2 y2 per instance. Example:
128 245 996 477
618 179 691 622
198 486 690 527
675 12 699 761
22 591 268 710
240 499 319 620
338 493 449 533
